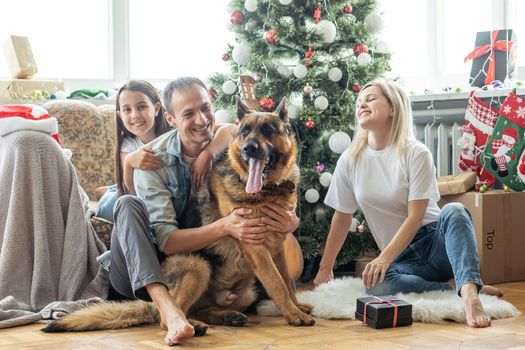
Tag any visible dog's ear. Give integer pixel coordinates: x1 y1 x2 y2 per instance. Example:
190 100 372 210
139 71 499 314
274 98 288 123
236 96 252 121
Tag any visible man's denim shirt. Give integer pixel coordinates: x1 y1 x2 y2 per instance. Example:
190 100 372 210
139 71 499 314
134 129 199 251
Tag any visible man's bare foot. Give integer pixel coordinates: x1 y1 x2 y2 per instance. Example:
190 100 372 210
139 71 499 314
480 285 503 298
158 301 195 346
460 283 491 328
94 186 108 200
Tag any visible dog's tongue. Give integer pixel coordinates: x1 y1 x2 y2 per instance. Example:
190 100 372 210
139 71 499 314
246 158 265 193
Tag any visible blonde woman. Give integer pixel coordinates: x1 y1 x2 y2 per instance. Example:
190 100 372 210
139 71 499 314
313 79 502 328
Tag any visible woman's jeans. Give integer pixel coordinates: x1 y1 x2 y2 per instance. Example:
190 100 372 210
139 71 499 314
96 184 118 221
367 203 483 296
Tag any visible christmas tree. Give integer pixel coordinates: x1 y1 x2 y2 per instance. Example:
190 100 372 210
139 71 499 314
209 0 391 272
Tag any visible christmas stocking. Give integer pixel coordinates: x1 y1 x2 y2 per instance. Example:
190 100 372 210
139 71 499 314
0 105 61 144
457 91 498 187
482 92 525 191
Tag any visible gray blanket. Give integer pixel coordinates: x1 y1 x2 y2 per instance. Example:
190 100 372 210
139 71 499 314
0 130 108 328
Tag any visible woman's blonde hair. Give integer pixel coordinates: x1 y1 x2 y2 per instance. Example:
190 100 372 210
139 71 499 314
348 79 414 161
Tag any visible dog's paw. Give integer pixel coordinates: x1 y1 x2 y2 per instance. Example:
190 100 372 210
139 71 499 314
188 319 208 337
296 302 313 314
224 311 248 327
287 312 315 327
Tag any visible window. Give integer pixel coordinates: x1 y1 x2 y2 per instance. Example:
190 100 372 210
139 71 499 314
0 0 110 80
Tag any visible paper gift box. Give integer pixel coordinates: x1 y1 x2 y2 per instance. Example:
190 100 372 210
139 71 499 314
355 295 413 329
437 172 477 196
3 35 38 79
464 29 517 88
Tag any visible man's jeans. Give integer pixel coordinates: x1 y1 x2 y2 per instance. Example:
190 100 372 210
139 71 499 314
367 203 483 296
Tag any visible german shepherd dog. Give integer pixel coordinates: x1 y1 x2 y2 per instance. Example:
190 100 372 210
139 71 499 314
42 98 314 335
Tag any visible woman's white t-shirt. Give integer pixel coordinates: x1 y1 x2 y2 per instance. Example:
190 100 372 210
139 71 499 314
324 139 441 251
121 136 145 153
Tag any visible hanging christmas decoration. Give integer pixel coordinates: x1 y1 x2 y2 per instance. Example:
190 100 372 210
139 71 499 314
277 65 292 78
328 67 343 82
343 4 353 14
357 224 366 234
232 43 251 65
329 131 351 154
364 12 384 33
305 45 314 65
293 64 308 79
352 84 362 92
230 10 245 25
265 29 279 45
222 80 237 95
315 20 337 43
357 52 372 65
305 188 320 203
253 73 262 82
260 97 275 111
303 84 314 95
288 104 299 119
315 162 326 171
208 88 217 101
222 53 230 61
314 95 329 110
279 0 292 5
353 43 369 56
313 3 322 24
305 120 315 129
244 0 258 12
319 172 333 187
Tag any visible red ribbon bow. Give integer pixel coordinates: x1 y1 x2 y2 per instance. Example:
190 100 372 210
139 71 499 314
363 296 400 328
464 30 513 85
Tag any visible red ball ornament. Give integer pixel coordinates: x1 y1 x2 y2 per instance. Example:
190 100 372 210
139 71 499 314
352 84 362 92
222 53 230 61
343 4 353 14
305 120 315 129
265 29 279 45
353 43 369 56
208 88 217 101
260 97 275 111
230 10 245 25
303 85 313 95
313 3 322 24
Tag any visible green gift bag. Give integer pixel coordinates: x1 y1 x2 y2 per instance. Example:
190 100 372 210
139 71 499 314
482 92 525 191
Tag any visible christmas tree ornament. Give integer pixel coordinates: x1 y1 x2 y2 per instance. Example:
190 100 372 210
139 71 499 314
504 184 511 192
260 97 275 111
288 104 299 119
349 218 359 232
303 84 313 95
232 43 251 65
293 64 308 79
343 4 353 14
319 172 333 187
289 92 303 107
315 162 326 171
315 20 337 43
265 29 279 45
277 65 292 78
244 0 258 12
305 120 315 129
230 10 245 25
364 12 384 33
357 52 372 65
352 84 362 92
315 207 326 221
328 67 343 82
222 80 237 95
253 73 262 82
279 0 292 5
313 3 322 24
222 53 230 61
357 224 365 234
479 184 488 193
208 88 217 101
353 43 369 56
329 131 351 154
215 109 233 123
314 95 329 110
305 45 314 65
305 188 320 203
279 16 293 25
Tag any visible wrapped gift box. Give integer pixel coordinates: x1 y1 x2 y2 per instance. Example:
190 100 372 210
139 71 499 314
465 29 517 88
355 295 412 329
3 35 38 79
437 172 477 196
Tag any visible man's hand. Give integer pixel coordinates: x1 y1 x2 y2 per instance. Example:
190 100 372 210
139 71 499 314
190 149 213 191
362 256 392 290
221 208 270 244
260 202 299 234
126 148 163 170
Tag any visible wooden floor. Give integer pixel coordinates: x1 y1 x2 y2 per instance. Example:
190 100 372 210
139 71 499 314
1 281 524 350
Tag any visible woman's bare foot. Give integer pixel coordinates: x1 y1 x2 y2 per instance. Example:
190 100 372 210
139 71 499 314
460 283 491 328
94 186 108 200
158 301 195 346
480 285 503 298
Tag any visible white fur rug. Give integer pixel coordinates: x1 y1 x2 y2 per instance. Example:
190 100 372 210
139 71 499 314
257 277 521 323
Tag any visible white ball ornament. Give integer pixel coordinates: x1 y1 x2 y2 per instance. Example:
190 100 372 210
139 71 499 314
315 20 337 43
315 207 326 221
222 80 237 95
277 65 291 78
232 43 251 65
244 0 258 12
364 12 384 33
328 67 343 82
293 64 308 79
357 52 372 65
288 104 299 119
214 109 233 123
319 172 333 187
329 131 351 154
314 96 329 110
305 189 320 203
279 0 292 4
289 93 303 108
349 218 359 232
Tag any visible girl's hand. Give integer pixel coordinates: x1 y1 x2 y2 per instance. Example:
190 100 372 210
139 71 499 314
313 266 334 286
362 256 391 290
126 148 163 170
260 202 299 234
190 149 213 191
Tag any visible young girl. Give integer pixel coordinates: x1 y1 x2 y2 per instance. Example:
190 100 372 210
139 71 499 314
313 79 502 328
96 80 170 221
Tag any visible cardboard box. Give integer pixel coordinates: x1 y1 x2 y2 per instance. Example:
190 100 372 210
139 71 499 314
0 79 65 99
3 35 38 79
439 190 525 284
438 172 477 196
355 296 412 329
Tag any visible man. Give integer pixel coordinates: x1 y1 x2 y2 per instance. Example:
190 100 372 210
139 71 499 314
109 77 299 346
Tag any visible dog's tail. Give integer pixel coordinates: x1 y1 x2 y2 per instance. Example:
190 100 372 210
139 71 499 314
41 300 159 332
